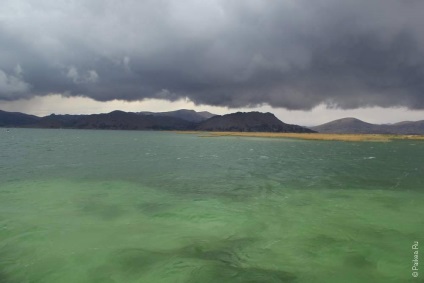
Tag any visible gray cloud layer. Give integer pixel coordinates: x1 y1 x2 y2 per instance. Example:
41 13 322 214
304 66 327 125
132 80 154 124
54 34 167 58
1 0 423 109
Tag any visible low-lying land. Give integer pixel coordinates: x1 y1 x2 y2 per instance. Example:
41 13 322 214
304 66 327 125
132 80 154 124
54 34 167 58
177 131 424 142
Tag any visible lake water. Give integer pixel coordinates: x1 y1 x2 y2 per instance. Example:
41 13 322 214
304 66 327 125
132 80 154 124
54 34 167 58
0 129 423 283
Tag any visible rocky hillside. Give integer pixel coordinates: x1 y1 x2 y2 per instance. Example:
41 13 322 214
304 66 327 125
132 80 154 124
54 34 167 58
311 117 424 134
197 112 315 133
0 109 316 133
387 120 424 134
0 110 40 127
37 111 195 130
139 109 215 122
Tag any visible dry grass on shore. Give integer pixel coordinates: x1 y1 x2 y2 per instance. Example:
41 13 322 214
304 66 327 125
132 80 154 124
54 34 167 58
176 131 424 142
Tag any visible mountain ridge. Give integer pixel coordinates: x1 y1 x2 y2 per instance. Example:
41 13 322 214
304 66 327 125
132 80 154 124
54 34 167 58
0 110 40 127
3 109 423 134
138 109 216 122
197 112 314 133
0 109 312 133
311 117 424 134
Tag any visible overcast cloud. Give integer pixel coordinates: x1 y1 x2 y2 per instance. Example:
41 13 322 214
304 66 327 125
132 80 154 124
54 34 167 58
0 0 423 110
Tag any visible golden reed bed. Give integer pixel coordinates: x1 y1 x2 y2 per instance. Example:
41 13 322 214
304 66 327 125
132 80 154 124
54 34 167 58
176 131 424 142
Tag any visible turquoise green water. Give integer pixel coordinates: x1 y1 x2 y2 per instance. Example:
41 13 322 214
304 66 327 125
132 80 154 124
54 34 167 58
1 129 423 283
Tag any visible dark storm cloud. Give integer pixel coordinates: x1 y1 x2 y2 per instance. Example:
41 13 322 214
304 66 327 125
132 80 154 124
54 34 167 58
1 0 424 109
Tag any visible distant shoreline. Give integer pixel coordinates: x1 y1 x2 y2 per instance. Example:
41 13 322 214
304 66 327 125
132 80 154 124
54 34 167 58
4 127 424 141
176 131 424 142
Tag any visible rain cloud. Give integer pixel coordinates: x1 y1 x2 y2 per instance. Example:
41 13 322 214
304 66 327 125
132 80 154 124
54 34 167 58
0 0 423 110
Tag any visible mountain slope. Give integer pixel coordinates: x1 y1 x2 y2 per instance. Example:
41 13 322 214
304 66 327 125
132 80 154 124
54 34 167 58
3 108 421 134
139 109 216 122
311 118 390 134
197 112 315 133
196 111 216 120
389 120 424 134
38 111 195 130
311 118 424 134
0 110 40 127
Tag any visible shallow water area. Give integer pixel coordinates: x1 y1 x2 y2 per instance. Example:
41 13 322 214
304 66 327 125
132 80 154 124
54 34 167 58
1 129 423 282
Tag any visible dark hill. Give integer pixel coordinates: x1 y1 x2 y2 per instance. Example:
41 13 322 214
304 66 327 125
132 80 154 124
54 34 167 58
1 109 314 132
311 118 424 134
38 110 194 130
388 120 424 134
36 114 82 128
197 112 315 133
311 118 390 134
0 110 40 127
7 109 422 134
139 109 216 122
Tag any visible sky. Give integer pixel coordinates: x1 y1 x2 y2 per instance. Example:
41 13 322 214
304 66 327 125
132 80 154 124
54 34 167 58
1 0 424 125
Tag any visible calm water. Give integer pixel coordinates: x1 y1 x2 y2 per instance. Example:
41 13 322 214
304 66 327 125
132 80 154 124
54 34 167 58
1 129 423 283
